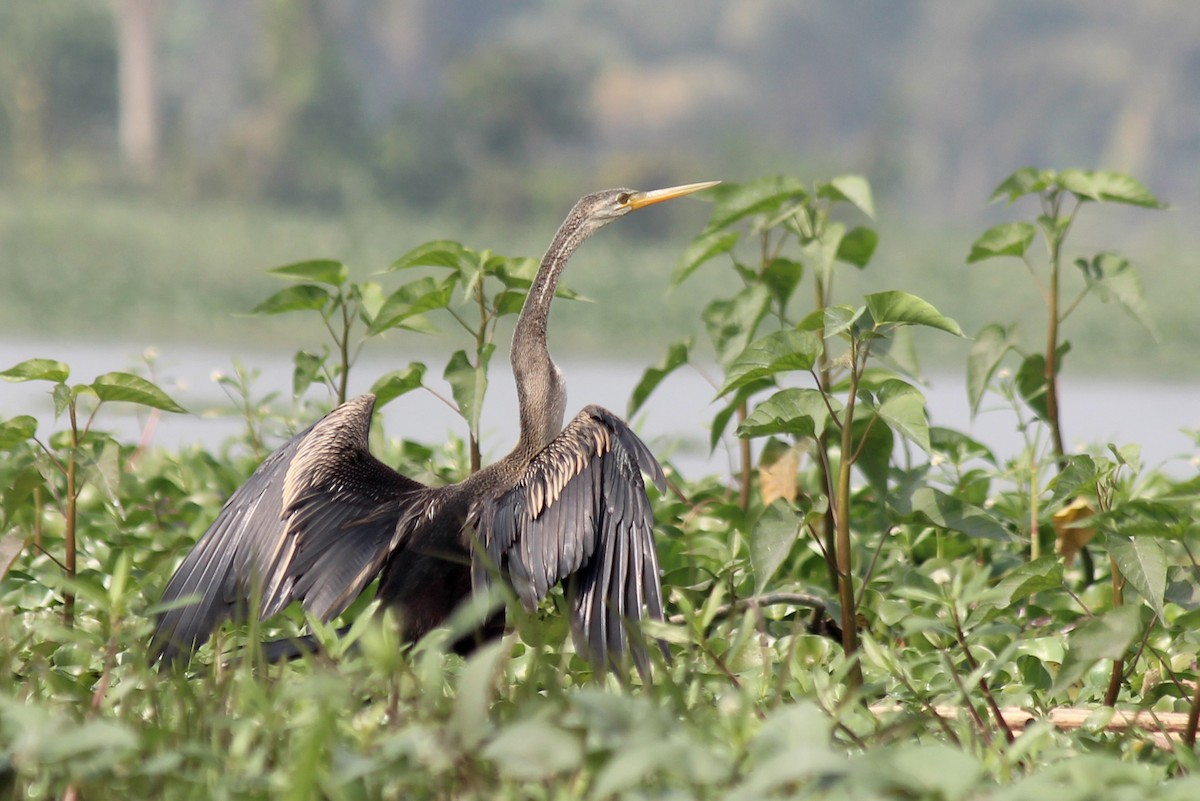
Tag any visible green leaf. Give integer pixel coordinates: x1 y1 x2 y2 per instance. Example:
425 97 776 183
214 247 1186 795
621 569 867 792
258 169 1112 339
1051 605 1142 694
0 415 37 449
444 349 489 435
369 275 457 335
292 350 326 397
709 380 772 451
702 176 809 234
761 257 804 310
1015 344 1068 422
370 363 426 408
1 358 70 383
893 486 1011 540
1056 169 1166 208
871 379 930 453
0 527 27 580
91 372 187 413
268 258 348 286
482 718 582 780
852 414 894 498
995 557 1064 606
628 339 690 418
864 291 964 336
989 167 1056 204
389 239 468 271
799 222 844 289
702 284 771 367
966 323 1016 416
1076 253 1158 339
451 639 509 751
673 229 739 284
1049 455 1101 507
967 222 1037 263
1108 535 1166 621
819 174 875 219
821 304 865 340
751 501 803 594
720 329 822 397
835 226 878 268
1165 566 1200 611
251 284 330 315
738 388 837 440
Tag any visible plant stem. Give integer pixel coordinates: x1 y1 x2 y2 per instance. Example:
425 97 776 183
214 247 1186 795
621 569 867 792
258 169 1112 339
1103 555 1125 707
337 295 352 405
736 401 751 510
835 342 863 690
64 401 78 627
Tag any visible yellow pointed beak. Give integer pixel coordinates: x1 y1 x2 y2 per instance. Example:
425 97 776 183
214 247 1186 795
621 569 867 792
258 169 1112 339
625 180 721 210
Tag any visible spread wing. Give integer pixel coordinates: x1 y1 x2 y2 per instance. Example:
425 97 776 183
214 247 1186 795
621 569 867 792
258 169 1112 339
150 394 422 665
471 404 667 678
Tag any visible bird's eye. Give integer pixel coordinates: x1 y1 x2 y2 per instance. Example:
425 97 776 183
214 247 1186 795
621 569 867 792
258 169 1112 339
616 192 632 205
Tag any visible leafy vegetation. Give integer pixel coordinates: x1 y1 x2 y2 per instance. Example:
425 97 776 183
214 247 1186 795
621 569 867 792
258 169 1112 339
3 170 1200 799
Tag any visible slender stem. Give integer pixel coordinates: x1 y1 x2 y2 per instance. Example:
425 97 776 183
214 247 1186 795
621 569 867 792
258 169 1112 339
337 294 352 405
737 402 751 510
1103 555 1125 707
835 341 863 690
64 401 78 627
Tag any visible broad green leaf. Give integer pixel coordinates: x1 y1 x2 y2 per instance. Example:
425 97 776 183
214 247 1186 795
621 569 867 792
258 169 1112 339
451 639 509 750
929 426 997 466
702 284 771 367
1088 498 1192 539
967 222 1037 263
893 486 1011 540
871 379 930 453
709 379 772 451
852 414 894 498
1 358 70 383
268 258 347 286
720 329 822 397
389 239 468 271
369 275 456 335
994 557 1064 607
1076 253 1158 338
1107 535 1166 621
835 226 878 268
799 222 843 289
702 176 809 234
966 323 1016 416
1050 605 1142 694
1056 169 1166 208
628 339 690 418
1165 566 1200 611
292 349 326 397
0 415 37 449
482 718 582 780
91 372 187 413
819 174 875 219
738 388 837 440
989 167 1056 204
821 304 865 340
751 501 802 594
251 284 330 315
370 363 426 408
761 257 804 310
444 349 489 435
1015 344 1069 422
356 279 386 324
1049 455 1101 507
865 291 964 336
673 229 739 284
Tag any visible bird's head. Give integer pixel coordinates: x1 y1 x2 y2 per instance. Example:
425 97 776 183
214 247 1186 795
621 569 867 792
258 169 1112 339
570 181 720 233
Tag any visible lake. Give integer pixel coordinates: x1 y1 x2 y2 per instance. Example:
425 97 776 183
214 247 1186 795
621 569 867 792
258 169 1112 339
2 339 1196 479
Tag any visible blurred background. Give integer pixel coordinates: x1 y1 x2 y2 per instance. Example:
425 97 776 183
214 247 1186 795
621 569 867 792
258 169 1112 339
1 0 1197 466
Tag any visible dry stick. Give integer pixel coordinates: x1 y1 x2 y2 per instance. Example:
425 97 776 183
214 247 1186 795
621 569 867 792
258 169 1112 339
871 704 1194 747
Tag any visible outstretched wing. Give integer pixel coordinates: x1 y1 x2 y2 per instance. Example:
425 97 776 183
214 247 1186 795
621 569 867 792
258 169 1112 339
150 394 422 665
471 404 667 678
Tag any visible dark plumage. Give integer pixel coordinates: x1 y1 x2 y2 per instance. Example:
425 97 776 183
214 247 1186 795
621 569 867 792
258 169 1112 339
150 182 717 677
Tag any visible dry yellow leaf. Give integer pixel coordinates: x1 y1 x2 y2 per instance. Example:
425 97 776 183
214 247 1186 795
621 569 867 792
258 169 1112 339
1053 497 1096 566
758 445 801 507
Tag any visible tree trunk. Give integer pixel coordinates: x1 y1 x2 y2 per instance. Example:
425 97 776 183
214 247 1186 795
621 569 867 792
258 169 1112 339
112 0 161 181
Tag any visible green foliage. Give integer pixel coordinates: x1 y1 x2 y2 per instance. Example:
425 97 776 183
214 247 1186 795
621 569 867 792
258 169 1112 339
2 169 1200 798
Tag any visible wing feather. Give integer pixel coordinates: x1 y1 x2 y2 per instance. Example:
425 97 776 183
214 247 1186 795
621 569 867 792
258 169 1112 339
471 404 667 678
150 394 423 665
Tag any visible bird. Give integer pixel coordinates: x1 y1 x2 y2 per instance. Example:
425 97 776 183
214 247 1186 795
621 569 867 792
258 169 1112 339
149 181 718 678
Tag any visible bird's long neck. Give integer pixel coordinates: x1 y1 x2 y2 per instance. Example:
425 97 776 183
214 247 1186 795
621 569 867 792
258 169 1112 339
509 213 592 460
